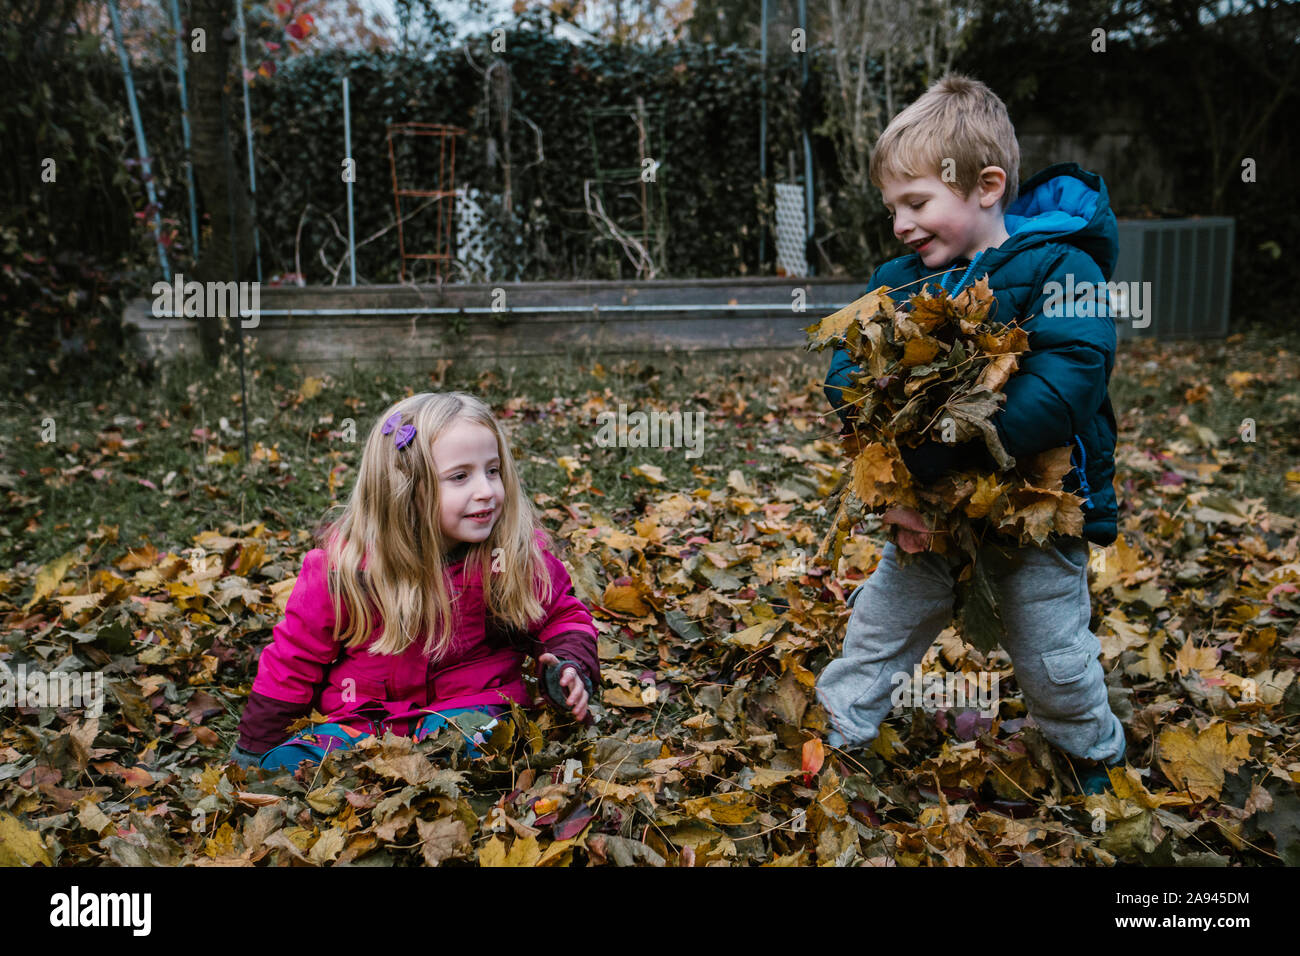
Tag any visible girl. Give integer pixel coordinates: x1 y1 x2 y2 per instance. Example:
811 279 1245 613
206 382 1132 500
228 391 600 771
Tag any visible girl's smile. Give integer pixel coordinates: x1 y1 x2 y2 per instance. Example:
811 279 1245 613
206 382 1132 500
430 419 504 544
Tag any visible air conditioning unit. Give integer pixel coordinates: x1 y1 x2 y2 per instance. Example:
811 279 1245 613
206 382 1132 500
1111 217 1235 340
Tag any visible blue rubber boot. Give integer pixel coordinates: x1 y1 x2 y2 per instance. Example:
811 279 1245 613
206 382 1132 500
1076 736 1127 796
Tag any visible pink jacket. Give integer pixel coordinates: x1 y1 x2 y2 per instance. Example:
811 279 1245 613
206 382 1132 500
236 530 598 752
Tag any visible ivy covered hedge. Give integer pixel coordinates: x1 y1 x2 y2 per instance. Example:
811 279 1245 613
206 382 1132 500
6 7 1295 395
128 28 830 285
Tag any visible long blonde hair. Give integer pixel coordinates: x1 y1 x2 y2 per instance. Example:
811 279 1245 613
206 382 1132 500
316 391 554 659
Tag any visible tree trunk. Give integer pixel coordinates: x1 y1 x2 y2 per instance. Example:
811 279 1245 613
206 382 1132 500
188 0 256 366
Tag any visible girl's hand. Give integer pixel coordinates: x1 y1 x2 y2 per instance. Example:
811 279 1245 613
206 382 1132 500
881 506 933 554
538 652 589 720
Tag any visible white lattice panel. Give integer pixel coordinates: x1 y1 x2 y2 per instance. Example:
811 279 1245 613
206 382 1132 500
774 182 807 277
456 186 494 280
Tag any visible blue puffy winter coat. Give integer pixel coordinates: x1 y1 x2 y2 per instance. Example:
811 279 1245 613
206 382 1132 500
824 162 1120 546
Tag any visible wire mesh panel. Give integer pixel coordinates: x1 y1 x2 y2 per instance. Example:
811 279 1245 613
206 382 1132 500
774 182 807 277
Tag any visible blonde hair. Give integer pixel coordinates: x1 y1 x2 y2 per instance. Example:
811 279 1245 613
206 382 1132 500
316 391 554 658
869 73 1020 209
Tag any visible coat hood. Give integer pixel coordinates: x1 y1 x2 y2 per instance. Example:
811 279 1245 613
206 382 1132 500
993 162 1119 280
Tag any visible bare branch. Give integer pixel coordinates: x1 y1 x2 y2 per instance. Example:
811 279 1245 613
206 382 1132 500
584 179 656 279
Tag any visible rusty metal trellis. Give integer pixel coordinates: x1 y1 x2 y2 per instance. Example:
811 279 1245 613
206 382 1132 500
386 123 466 282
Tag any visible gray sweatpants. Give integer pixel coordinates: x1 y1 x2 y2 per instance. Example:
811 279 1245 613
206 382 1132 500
815 536 1126 763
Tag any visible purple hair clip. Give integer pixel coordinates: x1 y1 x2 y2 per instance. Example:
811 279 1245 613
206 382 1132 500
381 411 416 450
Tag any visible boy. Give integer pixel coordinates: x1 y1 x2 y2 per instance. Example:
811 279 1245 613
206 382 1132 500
816 74 1126 792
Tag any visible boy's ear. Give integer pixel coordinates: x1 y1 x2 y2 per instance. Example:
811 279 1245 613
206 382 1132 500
976 166 1008 209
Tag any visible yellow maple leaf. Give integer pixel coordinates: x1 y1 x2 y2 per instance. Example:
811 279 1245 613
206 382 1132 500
1127 632 1169 680
0 812 54 866
726 618 784 649
679 792 757 826
24 551 78 611
595 527 648 551
55 592 105 620
869 722 907 761
1109 766 1194 808
480 834 542 867
1091 534 1146 592
749 766 800 790
1157 722 1252 800
1052 494 1085 536
1224 370 1259 397
905 291 953 333
726 469 757 495
964 473 1004 519
851 442 904 508
1172 639 1220 676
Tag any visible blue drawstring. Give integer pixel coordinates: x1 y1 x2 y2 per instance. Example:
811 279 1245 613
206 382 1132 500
1072 435 1093 507
939 251 984 297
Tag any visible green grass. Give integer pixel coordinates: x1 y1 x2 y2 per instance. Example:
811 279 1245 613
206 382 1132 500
4 324 1296 575
0 347 833 572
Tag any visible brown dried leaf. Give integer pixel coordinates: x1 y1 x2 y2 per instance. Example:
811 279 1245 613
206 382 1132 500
901 336 942 368
976 352 1020 392
805 288 894 347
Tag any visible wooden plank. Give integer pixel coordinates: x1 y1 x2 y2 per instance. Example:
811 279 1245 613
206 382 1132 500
125 278 867 370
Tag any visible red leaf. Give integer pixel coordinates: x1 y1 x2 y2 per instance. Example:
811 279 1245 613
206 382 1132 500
120 766 155 788
553 801 594 841
802 737 825 785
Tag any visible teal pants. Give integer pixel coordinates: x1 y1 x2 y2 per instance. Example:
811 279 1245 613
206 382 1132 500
258 705 509 770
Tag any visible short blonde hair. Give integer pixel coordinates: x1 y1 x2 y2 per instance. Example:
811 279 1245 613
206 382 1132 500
869 74 1020 209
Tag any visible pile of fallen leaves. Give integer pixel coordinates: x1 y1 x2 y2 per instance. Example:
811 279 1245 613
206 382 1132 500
1 344 1298 867
806 280 1089 649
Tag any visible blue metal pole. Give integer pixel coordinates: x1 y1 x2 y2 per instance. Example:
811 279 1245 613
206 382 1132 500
343 73 356 286
233 0 262 282
167 0 200 259
107 0 171 281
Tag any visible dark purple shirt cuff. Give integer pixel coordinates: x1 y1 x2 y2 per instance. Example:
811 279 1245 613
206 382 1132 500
236 691 312 753
535 630 600 686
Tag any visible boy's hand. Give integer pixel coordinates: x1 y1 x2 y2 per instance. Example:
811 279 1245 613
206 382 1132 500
837 423 863 459
881 507 933 554
900 439 962 485
538 652 590 720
